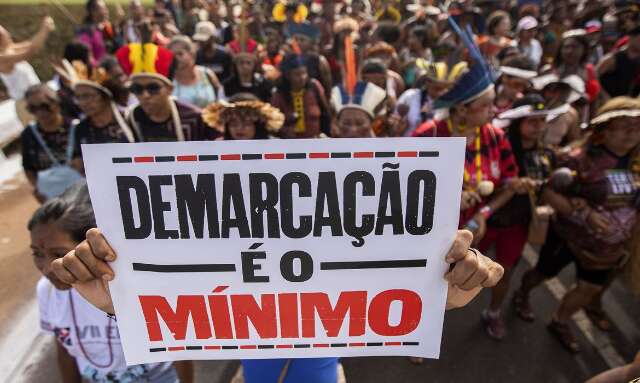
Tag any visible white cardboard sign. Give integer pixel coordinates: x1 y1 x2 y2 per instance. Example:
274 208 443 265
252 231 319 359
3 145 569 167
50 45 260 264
82 138 465 365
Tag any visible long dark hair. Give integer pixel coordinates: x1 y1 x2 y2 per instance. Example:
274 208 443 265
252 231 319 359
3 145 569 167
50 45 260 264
554 35 590 68
28 181 95 243
276 54 311 105
505 93 546 174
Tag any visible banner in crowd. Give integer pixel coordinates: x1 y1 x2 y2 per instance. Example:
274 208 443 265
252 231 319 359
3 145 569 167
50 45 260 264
82 138 465 364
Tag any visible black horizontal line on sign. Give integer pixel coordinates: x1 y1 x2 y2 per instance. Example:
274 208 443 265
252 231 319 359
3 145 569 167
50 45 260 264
150 347 166 352
186 346 202 350
112 157 132 163
132 263 236 273
419 151 439 157
320 259 427 270
198 154 218 161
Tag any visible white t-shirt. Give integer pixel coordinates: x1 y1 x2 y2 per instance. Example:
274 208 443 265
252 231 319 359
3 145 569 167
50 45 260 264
0 61 40 100
37 278 176 383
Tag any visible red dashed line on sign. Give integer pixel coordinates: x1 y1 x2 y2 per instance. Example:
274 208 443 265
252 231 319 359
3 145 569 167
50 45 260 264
114 151 439 164
149 341 419 352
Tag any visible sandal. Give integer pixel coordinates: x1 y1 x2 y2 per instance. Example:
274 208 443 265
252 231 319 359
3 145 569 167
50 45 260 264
584 306 612 332
513 290 535 322
547 319 581 354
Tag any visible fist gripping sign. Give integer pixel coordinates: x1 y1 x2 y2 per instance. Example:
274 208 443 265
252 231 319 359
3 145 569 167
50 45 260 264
81 138 465 364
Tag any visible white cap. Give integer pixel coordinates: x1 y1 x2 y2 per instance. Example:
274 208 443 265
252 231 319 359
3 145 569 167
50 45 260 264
517 16 538 32
192 21 216 42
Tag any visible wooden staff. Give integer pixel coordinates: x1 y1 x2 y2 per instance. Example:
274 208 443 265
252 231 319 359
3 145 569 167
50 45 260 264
46 0 79 25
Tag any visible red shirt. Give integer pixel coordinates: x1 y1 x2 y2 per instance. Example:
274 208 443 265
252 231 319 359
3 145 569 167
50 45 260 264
414 119 519 223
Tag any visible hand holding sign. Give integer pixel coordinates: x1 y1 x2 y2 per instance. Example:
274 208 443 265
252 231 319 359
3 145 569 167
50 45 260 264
69 138 497 363
53 229 503 318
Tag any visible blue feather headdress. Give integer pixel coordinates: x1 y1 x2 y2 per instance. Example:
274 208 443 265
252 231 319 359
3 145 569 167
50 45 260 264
433 17 498 110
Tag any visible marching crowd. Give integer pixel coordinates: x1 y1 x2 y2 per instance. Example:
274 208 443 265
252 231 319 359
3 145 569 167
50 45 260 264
2 0 640 381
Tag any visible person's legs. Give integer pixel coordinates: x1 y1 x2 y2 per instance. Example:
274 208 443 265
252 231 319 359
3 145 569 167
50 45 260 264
482 224 527 339
515 225 572 321
548 264 611 353
548 279 602 353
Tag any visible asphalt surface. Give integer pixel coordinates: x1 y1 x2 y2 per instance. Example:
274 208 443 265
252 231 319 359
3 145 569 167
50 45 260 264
1 153 638 383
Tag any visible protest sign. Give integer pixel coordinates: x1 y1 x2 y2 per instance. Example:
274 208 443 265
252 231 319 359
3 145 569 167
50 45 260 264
82 137 465 365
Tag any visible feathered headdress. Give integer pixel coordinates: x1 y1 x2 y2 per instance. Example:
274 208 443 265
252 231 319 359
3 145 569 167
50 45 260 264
202 100 285 134
272 0 308 23
115 43 174 85
330 34 386 119
432 17 497 109
52 59 112 97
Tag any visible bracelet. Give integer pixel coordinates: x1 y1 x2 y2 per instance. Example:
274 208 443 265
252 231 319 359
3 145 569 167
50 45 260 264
479 205 493 219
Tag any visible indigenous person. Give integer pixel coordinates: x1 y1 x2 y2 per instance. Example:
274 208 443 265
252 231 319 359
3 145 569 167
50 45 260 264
479 11 513 66
532 73 585 149
51 189 503 383
223 51 273 102
395 60 467 136
480 94 556 339
516 97 640 353
544 29 600 104
21 84 82 203
203 92 284 140
598 25 640 98
270 53 331 138
115 37 219 142
287 21 333 95
76 0 122 63
168 35 224 108
413 19 519 247
68 62 136 169
30 182 189 383
514 16 543 68
193 21 234 83
494 55 537 115
0 17 53 126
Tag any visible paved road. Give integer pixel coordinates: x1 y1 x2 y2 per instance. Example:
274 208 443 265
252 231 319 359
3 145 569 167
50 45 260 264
2 155 637 383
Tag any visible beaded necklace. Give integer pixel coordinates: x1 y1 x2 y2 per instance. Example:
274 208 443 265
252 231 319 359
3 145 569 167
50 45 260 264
292 90 305 134
448 119 482 186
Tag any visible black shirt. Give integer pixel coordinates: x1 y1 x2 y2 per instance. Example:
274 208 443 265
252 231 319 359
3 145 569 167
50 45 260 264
128 100 220 142
223 74 274 102
600 49 640 97
21 120 76 173
196 46 234 83
489 146 555 227
74 114 132 158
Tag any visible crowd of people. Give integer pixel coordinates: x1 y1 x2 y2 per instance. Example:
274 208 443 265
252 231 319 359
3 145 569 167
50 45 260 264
2 0 640 382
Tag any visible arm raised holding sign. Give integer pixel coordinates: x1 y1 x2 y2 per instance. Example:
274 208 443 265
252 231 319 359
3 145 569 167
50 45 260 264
52 228 503 314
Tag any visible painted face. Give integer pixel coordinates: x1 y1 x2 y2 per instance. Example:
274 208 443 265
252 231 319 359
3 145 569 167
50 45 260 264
74 84 109 118
602 117 640 155
335 108 374 138
465 87 496 127
226 115 257 140
30 222 76 290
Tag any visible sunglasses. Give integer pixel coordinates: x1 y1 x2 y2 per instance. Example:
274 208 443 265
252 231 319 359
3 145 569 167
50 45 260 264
27 103 53 114
129 83 163 96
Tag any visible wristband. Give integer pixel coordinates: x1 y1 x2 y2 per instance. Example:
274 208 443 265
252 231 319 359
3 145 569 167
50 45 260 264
479 205 493 219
